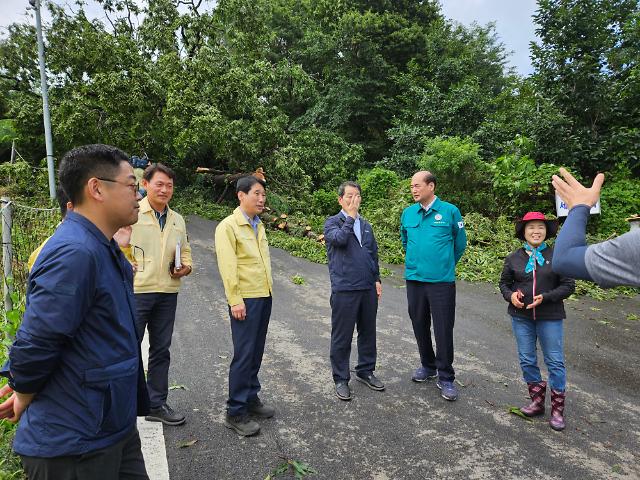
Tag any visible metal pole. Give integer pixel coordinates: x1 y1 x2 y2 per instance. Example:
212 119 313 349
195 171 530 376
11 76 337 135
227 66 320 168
33 0 56 199
10 140 16 163
1 197 14 315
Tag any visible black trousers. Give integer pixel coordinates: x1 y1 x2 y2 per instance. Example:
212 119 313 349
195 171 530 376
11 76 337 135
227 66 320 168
21 428 148 480
134 292 179 408
228 297 272 416
406 280 456 381
330 288 378 383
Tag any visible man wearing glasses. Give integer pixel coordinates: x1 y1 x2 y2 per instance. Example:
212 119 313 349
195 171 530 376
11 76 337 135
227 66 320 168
0 144 150 479
129 163 193 426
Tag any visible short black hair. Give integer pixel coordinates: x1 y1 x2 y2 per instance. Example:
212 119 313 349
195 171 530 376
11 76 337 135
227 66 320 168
236 175 266 194
143 162 176 182
423 172 436 187
337 181 361 197
56 184 70 219
58 144 129 205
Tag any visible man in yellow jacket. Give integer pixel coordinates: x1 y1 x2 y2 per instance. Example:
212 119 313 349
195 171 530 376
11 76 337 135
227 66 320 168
129 163 192 426
215 175 273 437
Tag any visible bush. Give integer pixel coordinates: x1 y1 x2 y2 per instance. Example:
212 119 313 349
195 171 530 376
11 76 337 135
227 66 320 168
590 165 640 236
490 154 560 218
0 160 49 198
417 136 494 216
312 189 338 216
357 167 400 210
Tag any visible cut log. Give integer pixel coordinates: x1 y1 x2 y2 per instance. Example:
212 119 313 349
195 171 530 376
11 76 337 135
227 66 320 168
195 167 224 174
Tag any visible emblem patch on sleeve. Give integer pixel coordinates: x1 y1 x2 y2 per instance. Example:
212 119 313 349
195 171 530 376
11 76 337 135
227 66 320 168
458 221 465 229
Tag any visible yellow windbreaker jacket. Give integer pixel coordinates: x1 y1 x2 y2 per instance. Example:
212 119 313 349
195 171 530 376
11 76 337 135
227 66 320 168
130 197 192 293
214 207 272 306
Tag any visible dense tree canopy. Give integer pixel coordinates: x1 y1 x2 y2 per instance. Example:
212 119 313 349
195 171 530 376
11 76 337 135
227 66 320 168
0 0 638 214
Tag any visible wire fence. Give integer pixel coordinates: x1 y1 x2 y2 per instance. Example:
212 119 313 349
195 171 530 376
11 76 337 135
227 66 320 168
1 198 60 302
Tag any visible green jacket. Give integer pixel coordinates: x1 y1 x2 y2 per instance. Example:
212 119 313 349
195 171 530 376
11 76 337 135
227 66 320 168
400 198 467 283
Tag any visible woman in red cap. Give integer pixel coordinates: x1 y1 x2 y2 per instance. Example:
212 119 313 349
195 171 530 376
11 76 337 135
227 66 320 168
499 212 575 431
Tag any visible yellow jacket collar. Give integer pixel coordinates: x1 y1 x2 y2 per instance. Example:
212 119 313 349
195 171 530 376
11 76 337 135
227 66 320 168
139 196 172 216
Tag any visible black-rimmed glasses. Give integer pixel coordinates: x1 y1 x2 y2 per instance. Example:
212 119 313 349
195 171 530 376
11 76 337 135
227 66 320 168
97 177 140 195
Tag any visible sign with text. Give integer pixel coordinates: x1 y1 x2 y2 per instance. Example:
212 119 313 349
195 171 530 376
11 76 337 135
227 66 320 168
555 194 601 217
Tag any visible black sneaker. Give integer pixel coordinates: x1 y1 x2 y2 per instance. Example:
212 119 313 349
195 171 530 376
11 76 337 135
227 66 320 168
145 403 186 426
335 381 352 401
355 373 385 391
225 413 260 436
248 398 275 419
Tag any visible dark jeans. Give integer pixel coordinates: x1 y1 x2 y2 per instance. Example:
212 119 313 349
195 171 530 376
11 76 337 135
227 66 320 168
21 428 148 480
134 292 179 408
406 280 456 381
228 297 272 416
330 288 378 383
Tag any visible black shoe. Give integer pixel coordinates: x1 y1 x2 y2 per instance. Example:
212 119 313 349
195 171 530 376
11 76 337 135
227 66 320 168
145 403 186 426
225 413 260 436
248 398 275 419
335 381 352 401
356 373 385 391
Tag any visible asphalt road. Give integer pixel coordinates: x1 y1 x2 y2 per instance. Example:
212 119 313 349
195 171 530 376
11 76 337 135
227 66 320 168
158 215 640 480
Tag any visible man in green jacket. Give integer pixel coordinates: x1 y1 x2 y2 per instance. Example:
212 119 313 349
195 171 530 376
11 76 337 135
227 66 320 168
401 171 467 401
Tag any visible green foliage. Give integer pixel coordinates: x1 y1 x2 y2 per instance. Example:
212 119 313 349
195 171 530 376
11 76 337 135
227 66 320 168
0 119 17 158
171 187 234 221
357 167 400 209
490 153 560 217
590 165 640 236
267 230 327 264
0 418 22 480
0 161 49 198
417 136 493 215
0 280 24 480
531 0 640 174
311 189 338 217
265 458 317 479
291 274 306 285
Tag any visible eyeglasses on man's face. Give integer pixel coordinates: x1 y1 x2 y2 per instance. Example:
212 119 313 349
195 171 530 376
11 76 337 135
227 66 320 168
97 177 140 195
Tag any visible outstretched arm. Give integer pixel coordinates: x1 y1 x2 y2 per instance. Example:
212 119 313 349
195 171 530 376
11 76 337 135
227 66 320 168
551 168 603 281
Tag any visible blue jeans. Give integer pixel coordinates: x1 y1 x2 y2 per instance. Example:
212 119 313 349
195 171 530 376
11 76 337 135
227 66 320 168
511 316 566 392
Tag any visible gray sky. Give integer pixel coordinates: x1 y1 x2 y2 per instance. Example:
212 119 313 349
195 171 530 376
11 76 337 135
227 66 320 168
1 0 538 76
440 0 538 75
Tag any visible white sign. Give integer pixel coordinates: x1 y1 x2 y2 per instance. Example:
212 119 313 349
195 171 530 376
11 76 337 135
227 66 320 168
555 194 601 217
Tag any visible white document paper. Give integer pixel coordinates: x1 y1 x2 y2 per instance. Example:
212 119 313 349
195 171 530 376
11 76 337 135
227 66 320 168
174 241 182 270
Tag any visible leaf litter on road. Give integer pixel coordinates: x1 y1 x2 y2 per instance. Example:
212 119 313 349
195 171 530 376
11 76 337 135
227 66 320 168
265 458 317 479
179 439 198 448
508 406 533 422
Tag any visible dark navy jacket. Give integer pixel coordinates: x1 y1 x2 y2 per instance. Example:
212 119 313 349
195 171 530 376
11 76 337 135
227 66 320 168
324 212 381 292
1 212 149 457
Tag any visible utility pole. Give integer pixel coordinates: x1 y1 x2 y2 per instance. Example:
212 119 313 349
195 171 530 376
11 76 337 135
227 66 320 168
30 0 56 199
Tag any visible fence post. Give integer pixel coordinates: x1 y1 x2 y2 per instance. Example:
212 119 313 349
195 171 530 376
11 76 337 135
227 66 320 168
1 197 13 315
